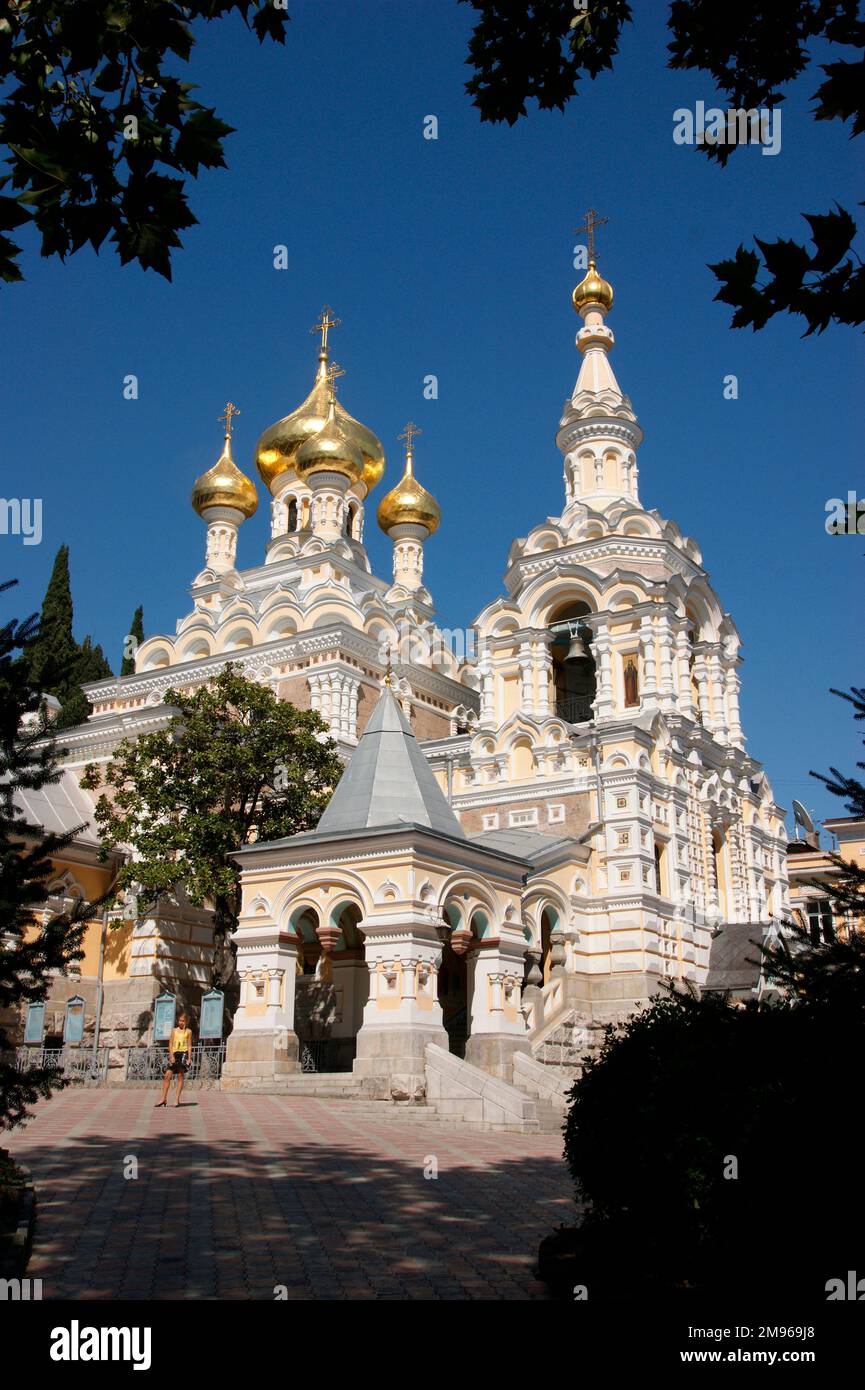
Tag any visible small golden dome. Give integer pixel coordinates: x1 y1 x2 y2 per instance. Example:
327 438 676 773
256 353 385 493
192 409 258 520
294 396 365 486
377 426 441 536
572 259 614 313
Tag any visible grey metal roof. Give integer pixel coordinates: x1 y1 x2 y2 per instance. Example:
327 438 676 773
705 923 768 993
469 827 578 864
10 770 98 845
314 686 466 839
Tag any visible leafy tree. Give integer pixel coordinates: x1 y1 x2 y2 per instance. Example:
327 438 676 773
462 0 864 334
80 664 342 988
762 683 865 1004
0 580 105 1130
120 605 145 676
0 1 289 283
555 680 865 1299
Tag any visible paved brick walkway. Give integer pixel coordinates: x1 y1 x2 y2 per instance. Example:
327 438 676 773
4 1089 571 1300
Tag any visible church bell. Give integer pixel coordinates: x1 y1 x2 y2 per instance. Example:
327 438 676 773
564 629 590 664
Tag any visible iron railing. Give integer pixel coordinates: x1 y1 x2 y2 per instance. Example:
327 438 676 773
555 695 594 724
12 1047 109 1084
299 1039 347 1073
124 1043 226 1083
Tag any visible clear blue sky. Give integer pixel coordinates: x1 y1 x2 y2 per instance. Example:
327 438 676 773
3 0 862 835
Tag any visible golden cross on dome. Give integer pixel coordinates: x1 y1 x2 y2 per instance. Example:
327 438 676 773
311 305 340 353
325 360 344 401
574 207 608 263
219 401 240 438
399 421 421 456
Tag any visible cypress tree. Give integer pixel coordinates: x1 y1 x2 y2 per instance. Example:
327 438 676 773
120 605 145 676
26 545 77 694
55 637 113 730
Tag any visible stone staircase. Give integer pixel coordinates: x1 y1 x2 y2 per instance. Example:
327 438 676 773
530 1009 607 1072
222 1047 565 1134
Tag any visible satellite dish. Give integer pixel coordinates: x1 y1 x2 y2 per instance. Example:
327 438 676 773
792 799 815 834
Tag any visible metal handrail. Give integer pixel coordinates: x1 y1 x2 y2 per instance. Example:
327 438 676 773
12 1047 109 1083
124 1043 226 1082
555 695 594 724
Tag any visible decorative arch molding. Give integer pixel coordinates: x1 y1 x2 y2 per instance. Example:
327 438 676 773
138 643 173 671
683 583 724 642
373 878 401 905
524 526 565 555
176 636 213 662
176 610 217 635
48 871 84 901
522 885 570 938
603 751 631 770
271 868 374 926
523 567 604 627
472 595 523 635
606 585 647 611
438 873 500 924
218 625 257 653
304 602 362 628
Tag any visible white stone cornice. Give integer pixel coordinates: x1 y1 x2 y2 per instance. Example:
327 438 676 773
83 624 473 711
503 536 702 597
557 416 643 453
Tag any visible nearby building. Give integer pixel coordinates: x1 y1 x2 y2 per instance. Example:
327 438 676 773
18 252 791 1081
787 815 865 942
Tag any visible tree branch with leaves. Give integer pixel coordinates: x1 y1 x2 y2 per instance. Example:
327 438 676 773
0 1 290 282
80 664 342 989
462 0 863 334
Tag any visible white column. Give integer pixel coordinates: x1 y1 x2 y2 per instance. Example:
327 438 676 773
674 625 696 718
593 623 614 719
345 678 360 743
479 652 495 726
534 642 552 718
694 655 710 727
639 614 657 703
518 644 534 716
724 659 744 748
391 523 428 590
657 614 676 710
201 505 243 574
309 476 348 542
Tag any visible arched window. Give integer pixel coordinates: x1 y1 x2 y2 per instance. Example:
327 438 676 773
287 498 298 532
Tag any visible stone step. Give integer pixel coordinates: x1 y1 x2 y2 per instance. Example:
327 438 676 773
223 1074 375 1098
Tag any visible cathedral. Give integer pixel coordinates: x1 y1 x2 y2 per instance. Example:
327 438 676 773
54 248 790 1107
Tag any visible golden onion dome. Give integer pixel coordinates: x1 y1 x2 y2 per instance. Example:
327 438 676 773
377 427 441 536
192 408 258 520
294 395 365 486
256 352 385 493
572 259 614 313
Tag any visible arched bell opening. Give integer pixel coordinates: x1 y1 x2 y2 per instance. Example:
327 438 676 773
548 599 597 724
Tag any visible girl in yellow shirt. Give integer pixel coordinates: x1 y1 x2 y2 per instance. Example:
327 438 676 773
156 1014 193 1108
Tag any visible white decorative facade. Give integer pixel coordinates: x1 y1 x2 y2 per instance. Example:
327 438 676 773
60 265 789 1085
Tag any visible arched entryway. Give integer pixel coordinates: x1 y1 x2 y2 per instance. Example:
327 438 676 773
438 902 470 1057
540 905 560 982
290 900 368 1071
